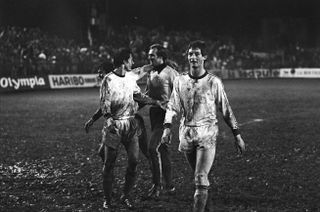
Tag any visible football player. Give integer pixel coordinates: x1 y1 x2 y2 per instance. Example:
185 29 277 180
99 48 163 210
161 40 245 212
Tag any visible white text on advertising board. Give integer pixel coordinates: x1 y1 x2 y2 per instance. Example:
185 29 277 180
0 76 45 90
51 76 85 86
48 74 99 89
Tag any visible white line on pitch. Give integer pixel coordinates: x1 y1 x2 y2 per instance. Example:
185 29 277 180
239 118 264 127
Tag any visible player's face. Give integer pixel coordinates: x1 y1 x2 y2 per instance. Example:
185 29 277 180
187 48 206 69
124 54 134 71
148 48 162 66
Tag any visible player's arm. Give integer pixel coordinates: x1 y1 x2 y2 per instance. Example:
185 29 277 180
144 76 150 96
161 79 181 145
163 69 180 109
133 93 157 105
126 66 153 109
84 108 103 133
132 83 165 109
131 64 153 80
216 79 245 154
100 77 112 118
134 73 152 110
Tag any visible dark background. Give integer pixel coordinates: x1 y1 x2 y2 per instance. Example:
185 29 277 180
1 0 319 46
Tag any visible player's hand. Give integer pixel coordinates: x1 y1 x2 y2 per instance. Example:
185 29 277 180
106 118 117 134
142 64 153 73
234 134 245 154
161 128 172 146
155 100 168 110
84 118 94 133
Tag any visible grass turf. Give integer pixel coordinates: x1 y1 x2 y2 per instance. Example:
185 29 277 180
0 79 319 211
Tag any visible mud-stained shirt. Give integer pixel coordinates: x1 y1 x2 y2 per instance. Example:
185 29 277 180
100 72 140 120
164 72 239 131
146 65 179 105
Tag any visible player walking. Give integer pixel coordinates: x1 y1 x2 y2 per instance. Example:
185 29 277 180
161 40 245 212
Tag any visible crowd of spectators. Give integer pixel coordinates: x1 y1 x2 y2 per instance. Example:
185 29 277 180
0 26 107 77
1 26 320 77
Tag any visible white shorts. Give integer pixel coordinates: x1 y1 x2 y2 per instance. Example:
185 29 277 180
178 124 218 153
102 117 141 149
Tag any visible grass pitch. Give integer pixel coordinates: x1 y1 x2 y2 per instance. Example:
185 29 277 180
1 79 319 211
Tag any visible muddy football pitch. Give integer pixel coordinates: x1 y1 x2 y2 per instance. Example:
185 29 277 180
1 79 319 212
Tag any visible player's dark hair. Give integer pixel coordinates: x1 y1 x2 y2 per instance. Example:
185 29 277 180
187 40 207 56
113 48 132 68
97 61 114 73
149 44 167 61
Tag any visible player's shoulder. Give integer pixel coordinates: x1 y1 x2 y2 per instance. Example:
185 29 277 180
105 71 113 78
125 71 140 83
164 65 179 74
173 71 188 83
206 72 225 88
125 71 136 79
102 72 114 83
207 72 222 82
165 59 179 70
207 71 219 78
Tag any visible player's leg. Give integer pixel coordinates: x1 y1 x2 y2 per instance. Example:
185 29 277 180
135 113 153 184
121 134 140 209
147 107 166 197
158 143 174 192
185 148 197 172
193 147 216 212
98 142 105 162
102 145 118 209
147 127 162 197
101 125 123 209
180 125 199 171
134 114 149 159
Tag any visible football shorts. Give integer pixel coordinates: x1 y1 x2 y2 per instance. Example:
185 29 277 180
178 124 218 153
102 116 141 149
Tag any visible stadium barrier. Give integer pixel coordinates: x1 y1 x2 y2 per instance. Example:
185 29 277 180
1 68 320 93
0 74 100 93
279 68 320 78
220 68 320 79
220 69 281 79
